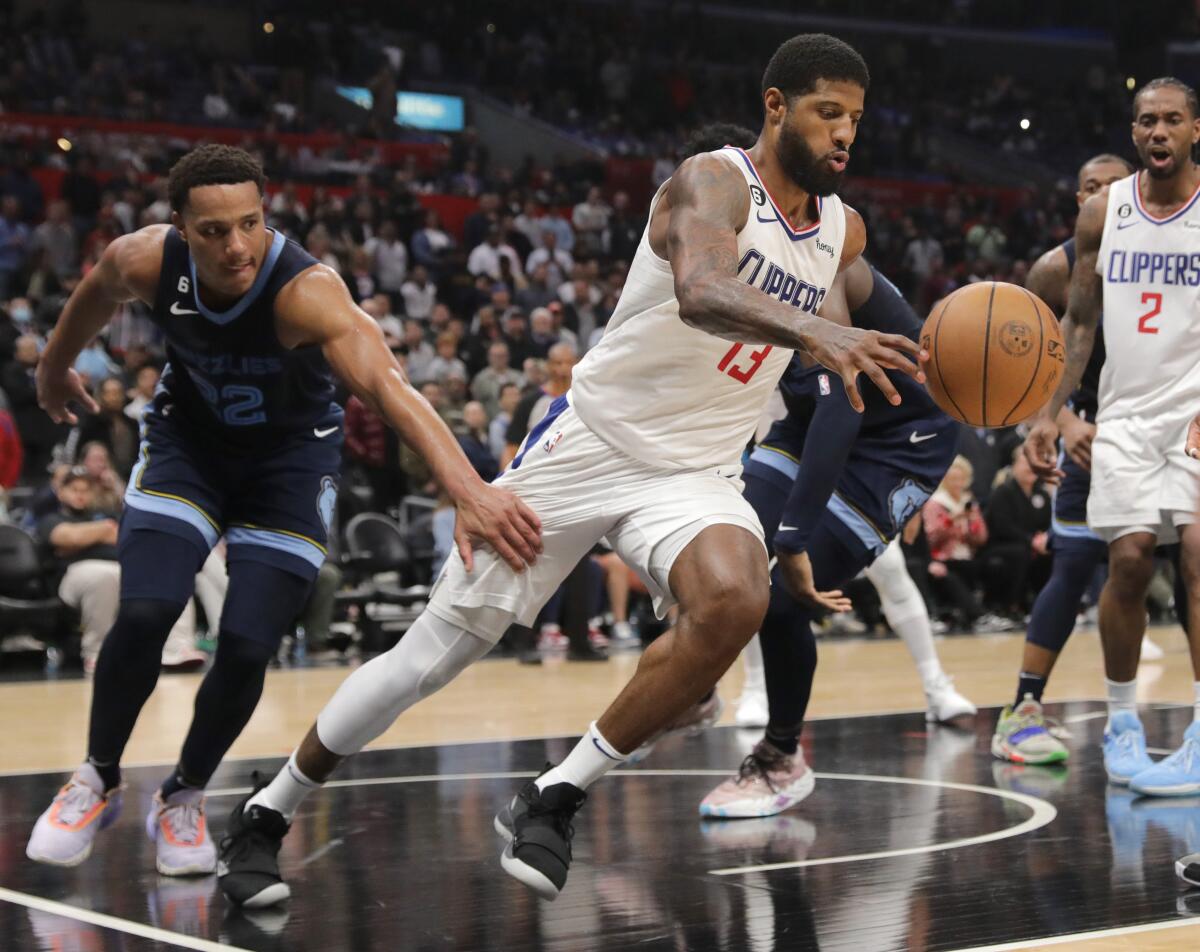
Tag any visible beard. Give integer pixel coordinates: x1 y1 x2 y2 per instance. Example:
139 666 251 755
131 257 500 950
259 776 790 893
776 124 845 197
1139 142 1190 180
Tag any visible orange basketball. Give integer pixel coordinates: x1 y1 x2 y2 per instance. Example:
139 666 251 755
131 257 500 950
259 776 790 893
920 281 1064 427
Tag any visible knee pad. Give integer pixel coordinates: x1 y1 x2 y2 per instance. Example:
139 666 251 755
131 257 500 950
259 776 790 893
864 540 919 606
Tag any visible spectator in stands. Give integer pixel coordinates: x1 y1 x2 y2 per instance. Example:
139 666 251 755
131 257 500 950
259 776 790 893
902 225 944 296
37 468 120 673
73 336 118 388
547 301 579 353
425 331 469 385
605 191 641 263
366 219 408 300
3 334 65 479
124 364 160 422
344 246 377 303
78 441 126 517
502 341 576 468
572 186 610 257
0 195 30 299
983 447 1052 617
400 263 436 321
967 211 1008 266
470 341 524 417
31 199 78 281
516 262 557 312
514 198 547 252
60 155 103 236
361 295 403 349
0 385 22 490
411 208 455 280
489 381 521 462
526 228 574 288
501 309 535 366
344 394 402 511
402 319 435 383
463 192 501 252
467 225 523 282
457 401 499 482
72 377 139 478
528 307 559 358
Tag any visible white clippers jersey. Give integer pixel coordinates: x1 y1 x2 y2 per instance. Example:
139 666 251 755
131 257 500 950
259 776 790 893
1095 172 1200 421
570 146 847 470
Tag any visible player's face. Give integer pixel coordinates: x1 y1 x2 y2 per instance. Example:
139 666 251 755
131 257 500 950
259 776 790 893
1075 161 1129 206
1131 88 1200 180
173 182 269 300
770 79 864 197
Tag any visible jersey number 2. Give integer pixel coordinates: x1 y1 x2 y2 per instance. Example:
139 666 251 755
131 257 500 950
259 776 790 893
718 343 773 384
1138 291 1162 335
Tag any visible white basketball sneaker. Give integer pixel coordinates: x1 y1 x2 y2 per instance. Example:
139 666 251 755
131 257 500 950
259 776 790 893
924 672 977 723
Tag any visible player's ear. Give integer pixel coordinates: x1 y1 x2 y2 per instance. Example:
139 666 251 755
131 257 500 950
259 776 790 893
763 87 787 128
171 210 186 240
1192 115 1200 146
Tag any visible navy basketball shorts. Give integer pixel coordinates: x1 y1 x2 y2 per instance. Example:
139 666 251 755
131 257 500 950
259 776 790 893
121 409 343 581
750 413 958 558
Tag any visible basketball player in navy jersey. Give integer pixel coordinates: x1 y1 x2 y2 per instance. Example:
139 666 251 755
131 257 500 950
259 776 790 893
26 145 541 875
701 254 960 816
990 154 1134 767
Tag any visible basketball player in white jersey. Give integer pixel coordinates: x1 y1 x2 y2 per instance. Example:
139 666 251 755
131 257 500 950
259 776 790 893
217 33 924 907
1024 77 1200 796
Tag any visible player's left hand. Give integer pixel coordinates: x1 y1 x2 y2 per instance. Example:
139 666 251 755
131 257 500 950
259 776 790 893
1188 412 1200 461
776 550 853 614
453 481 543 572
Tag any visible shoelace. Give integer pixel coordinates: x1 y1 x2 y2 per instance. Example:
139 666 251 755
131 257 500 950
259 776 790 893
1158 737 1200 770
56 781 102 825
521 786 584 849
1111 729 1144 758
737 750 785 792
163 801 203 844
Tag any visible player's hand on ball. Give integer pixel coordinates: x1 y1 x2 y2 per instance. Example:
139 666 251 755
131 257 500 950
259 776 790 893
36 363 100 425
1060 415 1096 472
1188 413 1200 461
806 323 925 413
776 550 853 614
1022 416 1063 483
454 483 543 572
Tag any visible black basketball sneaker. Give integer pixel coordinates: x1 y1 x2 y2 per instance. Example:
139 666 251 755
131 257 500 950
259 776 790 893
217 776 291 908
495 766 586 901
1179 853 1200 888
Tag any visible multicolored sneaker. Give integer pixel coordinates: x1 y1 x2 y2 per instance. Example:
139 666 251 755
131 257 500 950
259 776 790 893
699 739 815 818
1103 710 1155 785
1129 721 1200 797
991 696 1069 765
145 787 217 876
1178 852 1200 888
26 763 122 867
627 692 724 762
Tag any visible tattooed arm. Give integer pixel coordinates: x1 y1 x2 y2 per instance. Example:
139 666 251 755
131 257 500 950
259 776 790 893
659 153 923 411
1022 191 1107 477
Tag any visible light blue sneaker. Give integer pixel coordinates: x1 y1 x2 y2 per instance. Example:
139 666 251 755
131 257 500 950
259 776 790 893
1103 711 1155 785
1130 722 1200 797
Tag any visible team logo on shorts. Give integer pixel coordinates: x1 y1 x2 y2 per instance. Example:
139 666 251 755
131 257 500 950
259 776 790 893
543 430 563 454
316 476 338 534
998 320 1033 357
888 477 930 534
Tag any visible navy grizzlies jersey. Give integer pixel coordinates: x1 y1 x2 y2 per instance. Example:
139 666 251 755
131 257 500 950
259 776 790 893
148 228 339 445
777 263 941 433
1059 238 1106 420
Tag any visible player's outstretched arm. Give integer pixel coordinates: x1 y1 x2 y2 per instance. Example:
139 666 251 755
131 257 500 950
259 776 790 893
37 225 167 424
665 154 923 411
1022 193 1106 477
276 266 542 572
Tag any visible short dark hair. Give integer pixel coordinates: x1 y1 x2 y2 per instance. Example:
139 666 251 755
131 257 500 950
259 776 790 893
168 144 265 212
1133 77 1199 120
761 33 869 99
683 122 757 158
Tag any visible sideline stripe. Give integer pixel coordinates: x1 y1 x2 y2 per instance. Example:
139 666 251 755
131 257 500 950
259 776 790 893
0 886 252 952
946 917 1200 952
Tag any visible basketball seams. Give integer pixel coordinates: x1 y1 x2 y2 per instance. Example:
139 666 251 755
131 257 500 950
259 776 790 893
980 282 996 426
1002 287 1047 425
930 296 970 425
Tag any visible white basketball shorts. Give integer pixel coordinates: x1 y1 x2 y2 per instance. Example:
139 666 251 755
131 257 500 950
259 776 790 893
426 394 766 643
1087 408 1200 544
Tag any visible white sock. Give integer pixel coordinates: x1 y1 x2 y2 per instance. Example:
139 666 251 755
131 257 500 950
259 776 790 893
1106 677 1138 725
916 658 945 689
741 633 766 694
864 540 943 686
1194 682 1200 723
536 722 626 792
248 752 321 821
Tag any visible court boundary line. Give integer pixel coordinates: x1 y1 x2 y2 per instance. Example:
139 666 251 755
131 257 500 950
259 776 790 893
946 915 1200 951
0 885 253 952
0 696 1121 778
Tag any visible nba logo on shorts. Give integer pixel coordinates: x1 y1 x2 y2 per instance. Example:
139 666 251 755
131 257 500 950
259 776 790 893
543 430 563 454
818 374 831 396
